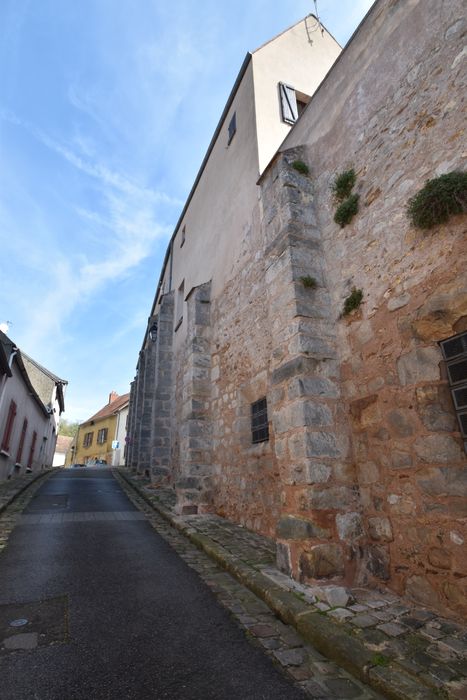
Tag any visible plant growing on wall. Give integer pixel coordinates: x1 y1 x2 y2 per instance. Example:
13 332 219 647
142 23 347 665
334 193 360 228
331 168 359 227
406 171 467 229
332 168 356 202
291 160 309 175
342 287 363 316
299 275 317 289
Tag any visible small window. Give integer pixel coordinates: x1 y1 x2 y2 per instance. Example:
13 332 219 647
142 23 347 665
251 397 269 444
440 331 467 447
97 428 108 445
175 280 184 331
1 399 17 452
279 83 309 124
83 432 93 448
180 225 186 248
228 112 236 145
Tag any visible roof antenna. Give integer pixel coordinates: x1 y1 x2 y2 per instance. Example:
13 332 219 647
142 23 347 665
314 0 325 36
305 1 324 43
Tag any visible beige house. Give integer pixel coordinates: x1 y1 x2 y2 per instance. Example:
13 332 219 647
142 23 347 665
128 1 466 620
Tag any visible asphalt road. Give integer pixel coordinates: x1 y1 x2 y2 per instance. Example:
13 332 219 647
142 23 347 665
0 469 307 699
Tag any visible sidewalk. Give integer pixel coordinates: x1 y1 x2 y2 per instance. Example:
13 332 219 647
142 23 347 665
116 468 467 700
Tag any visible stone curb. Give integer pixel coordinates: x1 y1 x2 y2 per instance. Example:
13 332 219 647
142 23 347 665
0 469 54 516
115 469 441 700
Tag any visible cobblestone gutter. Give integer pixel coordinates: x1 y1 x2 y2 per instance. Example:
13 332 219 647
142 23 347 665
115 468 467 700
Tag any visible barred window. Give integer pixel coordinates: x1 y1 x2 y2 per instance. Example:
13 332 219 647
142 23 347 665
251 397 269 444
440 331 467 450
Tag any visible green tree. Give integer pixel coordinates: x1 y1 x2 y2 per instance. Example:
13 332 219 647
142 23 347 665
59 419 80 437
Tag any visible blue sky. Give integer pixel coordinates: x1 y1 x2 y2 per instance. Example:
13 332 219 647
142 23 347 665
0 0 373 422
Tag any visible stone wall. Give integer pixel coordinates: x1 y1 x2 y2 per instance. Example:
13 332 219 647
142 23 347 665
277 0 467 615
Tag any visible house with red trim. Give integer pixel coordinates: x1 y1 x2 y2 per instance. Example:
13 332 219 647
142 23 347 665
0 331 67 480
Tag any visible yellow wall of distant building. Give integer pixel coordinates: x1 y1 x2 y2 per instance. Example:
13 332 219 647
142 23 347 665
73 414 117 464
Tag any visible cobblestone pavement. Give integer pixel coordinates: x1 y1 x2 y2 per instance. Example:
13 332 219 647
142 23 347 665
116 470 467 700
113 470 382 699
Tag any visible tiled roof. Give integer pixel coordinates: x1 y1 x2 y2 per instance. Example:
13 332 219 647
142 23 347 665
55 435 73 453
83 393 130 425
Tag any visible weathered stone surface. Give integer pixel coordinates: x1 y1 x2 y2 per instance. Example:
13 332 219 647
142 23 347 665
366 545 390 581
417 466 467 496
397 347 442 386
336 512 364 542
414 436 464 464
276 541 292 575
406 575 440 608
368 516 393 542
428 547 452 570
320 586 354 608
276 515 330 540
305 486 358 511
388 410 414 437
299 544 344 579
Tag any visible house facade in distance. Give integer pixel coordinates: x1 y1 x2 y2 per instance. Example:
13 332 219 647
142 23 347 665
74 391 130 465
128 0 467 619
0 331 67 480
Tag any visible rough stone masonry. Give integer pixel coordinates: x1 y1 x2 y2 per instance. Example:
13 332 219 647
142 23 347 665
128 0 467 620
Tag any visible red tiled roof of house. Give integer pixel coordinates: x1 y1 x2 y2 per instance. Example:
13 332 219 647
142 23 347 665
83 392 130 425
55 435 73 453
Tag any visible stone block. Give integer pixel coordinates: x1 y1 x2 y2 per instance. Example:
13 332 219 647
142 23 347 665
305 486 358 510
366 545 390 581
299 544 344 579
276 515 331 540
305 461 332 484
276 541 292 575
287 376 340 400
336 512 364 542
417 466 467 497
388 409 414 437
368 516 393 542
392 451 413 468
304 431 340 458
320 586 354 608
271 356 318 385
406 575 439 608
428 547 452 570
414 435 463 464
397 347 441 386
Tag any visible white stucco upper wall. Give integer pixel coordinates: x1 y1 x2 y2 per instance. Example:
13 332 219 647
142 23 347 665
252 17 341 174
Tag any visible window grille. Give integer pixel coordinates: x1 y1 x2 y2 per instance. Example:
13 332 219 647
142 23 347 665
251 397 269 444
440 331 467 448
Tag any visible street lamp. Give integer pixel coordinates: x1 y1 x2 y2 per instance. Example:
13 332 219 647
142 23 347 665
148 321 158 342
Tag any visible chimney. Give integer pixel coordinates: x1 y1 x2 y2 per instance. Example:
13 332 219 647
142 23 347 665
109 391 119 405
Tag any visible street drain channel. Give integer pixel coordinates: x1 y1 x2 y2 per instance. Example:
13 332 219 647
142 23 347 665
0 596 68 654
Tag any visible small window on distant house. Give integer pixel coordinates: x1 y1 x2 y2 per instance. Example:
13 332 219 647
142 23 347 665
279 83 309 124
440 331 467 449
1 399 17 453
228 112 236 145
97 428 108 444
83 432 93 448
180 225 186 248
251 397 269 444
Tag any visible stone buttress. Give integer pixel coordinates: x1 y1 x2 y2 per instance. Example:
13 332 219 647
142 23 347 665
261 148 365 585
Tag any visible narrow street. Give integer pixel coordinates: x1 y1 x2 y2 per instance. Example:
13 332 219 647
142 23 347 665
0 468 310 700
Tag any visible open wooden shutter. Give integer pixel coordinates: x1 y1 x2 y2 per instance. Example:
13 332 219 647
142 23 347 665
279 83 298 124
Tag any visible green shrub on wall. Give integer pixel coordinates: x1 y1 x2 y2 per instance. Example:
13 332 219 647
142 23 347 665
291 159 310 175
332 169 356 202
342 287 363 316
334 194 360 228
406 171 467 229
299 275 317 289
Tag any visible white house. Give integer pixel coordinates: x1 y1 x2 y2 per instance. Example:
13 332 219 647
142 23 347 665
0 331 67 480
